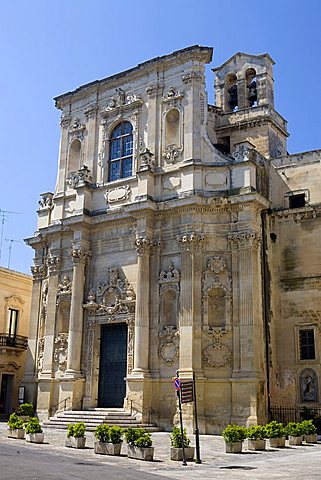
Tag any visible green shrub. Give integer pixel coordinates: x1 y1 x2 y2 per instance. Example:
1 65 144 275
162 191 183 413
94 424 110 443
222 425 247 443
109 426 123 444
67 422 86 438
286 422 305 437
134 433 153 448
246 425 266 440
17 403 34 417
170 426 191 448
124 428 147 446
300 419 317 435
264 421 285 439
7 413 24 429
25 417 42 434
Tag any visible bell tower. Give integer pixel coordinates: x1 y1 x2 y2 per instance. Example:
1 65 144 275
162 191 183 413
213 52 288 159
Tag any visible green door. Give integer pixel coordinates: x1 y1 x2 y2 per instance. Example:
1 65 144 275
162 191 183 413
98 323 128 407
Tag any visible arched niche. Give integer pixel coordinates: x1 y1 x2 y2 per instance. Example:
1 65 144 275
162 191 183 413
161 287 178 327
165 108 180 147
246 68 257 107
68 138 82 172
207 286 226 328
225 73 238 112
300 368 319 403
57 300 70 334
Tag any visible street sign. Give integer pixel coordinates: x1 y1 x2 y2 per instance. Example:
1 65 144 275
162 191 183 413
173 378 181 391
180 381 194 404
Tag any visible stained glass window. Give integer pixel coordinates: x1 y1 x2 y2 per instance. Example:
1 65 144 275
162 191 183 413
108 121 133 181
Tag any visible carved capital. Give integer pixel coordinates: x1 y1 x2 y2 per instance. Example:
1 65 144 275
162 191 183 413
139 147 155 172
45 254 61 274
181 71 203 84
228 231 261 249
71 248 91 265
38 192 54 211
31 264 45 280
134 236 152 256
177 233 204 251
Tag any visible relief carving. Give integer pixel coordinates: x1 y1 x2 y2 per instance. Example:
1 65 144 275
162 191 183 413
37 337 44 372
54 334 68 372
67 165 92 189
163 144 183 164
158 326 180 366
104 185 131 204
203 343 232 368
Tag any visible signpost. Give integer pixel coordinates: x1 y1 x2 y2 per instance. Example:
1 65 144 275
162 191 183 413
172 372 202 465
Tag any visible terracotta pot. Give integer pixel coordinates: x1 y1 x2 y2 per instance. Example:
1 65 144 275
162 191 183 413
248 439 266 451
225 441 243 453
170 446 195 461
94 441 122 455
26 432 44 443
127 445 154 461
65 437 86 449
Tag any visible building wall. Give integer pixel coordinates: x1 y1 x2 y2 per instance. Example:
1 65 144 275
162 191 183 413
0 267 32 414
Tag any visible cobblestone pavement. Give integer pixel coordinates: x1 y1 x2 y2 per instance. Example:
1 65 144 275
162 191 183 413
1 423 321 479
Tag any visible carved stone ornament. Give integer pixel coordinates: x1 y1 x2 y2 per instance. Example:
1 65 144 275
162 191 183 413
158 326 180 366
163 144 183 164
38 192 54 210
178 233 204 251
54 333 68 372
139 147 155 172
37 337 44 372
45 254 61 274
181 71 203 84
57 276 72 296
228 231 261 250
134 236 152 255
60 114 71 129
71 247 91 265
203 343 231 368
83 267 136 319
232 143 255 162
300 368 319 403
103 88 143 113
31 264 44 280
162 86 184 103
206 256 226 274
69 117 86 140
67 165 92 189
159 262 180 284
104 185 131 204
84 103 98 119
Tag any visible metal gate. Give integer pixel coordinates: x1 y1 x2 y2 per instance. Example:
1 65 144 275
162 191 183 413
98 323 128 408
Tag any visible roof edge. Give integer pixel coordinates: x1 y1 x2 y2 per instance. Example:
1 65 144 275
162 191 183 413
213 52 275 72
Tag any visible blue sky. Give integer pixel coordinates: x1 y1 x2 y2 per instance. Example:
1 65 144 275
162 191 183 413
0 0 320 273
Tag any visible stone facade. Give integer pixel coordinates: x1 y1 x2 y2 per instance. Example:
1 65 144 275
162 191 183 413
0 267 32 414
24 45 321 432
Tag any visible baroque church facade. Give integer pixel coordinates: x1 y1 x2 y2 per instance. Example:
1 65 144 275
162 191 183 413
23 45 321 433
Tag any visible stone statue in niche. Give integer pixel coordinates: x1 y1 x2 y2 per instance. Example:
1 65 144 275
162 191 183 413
300 368 318 403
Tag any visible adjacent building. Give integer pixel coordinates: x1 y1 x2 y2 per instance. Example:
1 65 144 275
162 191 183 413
23 45 321 432
0 267 32 415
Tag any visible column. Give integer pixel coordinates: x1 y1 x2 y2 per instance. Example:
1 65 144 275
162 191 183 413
41 254 61 376
65 246 90 375
177 233 204 374
132 236 152 376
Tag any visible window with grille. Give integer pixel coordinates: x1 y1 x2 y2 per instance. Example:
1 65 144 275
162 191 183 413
108 121 133 181
8 309 19 337
299 329 315 360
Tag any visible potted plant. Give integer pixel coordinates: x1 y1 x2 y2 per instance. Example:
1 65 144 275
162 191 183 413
286 422 304 446
94 425 123 455
170 425 194 461
65 422 86 449
17 403 34 422
222 425 247 453
7 413 25 439
300 419 317 443
246 425 267 451
25 417 44 444
125 428 154 461
265 421 285 448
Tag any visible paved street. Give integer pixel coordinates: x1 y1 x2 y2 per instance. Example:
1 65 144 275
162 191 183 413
1 423 321 479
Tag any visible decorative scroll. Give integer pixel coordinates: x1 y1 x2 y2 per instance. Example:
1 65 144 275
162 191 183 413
158 326 180 366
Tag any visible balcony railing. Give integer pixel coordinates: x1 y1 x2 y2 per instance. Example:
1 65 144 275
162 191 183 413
0 334 28 350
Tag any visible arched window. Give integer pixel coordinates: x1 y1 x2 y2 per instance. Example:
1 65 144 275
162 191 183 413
246 68 257 107
226 74 238 112
108 121 133 181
